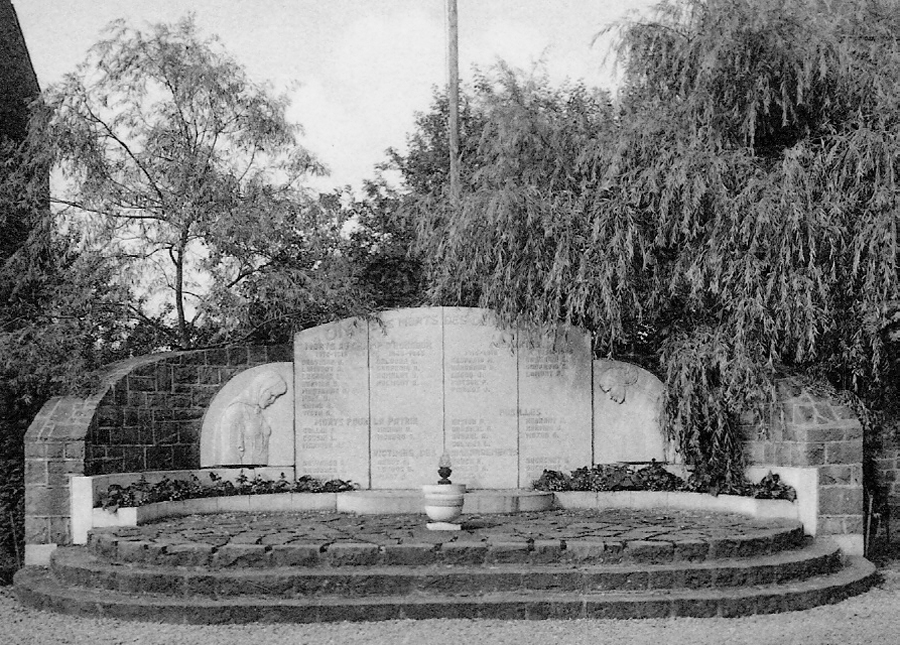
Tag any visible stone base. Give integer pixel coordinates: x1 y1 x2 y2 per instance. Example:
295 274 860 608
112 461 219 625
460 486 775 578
426 522 461 531
25 543 57 566
830 533 864 556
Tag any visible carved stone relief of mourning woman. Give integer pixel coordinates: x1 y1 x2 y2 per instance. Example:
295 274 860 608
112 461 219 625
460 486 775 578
216 370 288 466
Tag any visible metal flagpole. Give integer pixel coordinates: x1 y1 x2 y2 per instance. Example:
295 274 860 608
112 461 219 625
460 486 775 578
447 0 460 204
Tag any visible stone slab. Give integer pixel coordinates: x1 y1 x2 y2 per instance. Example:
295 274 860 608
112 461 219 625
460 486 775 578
426 522 462 531
442 308 518 488
369 309 444 488
295 318 370 487
517 326 593 487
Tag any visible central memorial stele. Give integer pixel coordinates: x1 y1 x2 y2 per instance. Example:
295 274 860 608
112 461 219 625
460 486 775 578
294 307 593 489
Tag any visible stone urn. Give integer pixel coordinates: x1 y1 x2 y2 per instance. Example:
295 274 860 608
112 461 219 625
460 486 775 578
422 453 465 527
422 483 467 523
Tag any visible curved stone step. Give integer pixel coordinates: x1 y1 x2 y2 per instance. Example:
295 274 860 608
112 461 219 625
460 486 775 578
49 540 844 598
13 557 879 622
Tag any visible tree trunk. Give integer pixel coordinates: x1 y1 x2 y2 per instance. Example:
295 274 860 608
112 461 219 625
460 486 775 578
173 235 190 348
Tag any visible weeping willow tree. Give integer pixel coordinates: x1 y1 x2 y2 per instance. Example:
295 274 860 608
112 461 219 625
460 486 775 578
411 0 900 485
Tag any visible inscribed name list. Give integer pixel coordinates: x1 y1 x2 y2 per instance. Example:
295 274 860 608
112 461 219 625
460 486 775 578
294 318 370 487
369 309 444 488
443 308 518 488
517 327 593 487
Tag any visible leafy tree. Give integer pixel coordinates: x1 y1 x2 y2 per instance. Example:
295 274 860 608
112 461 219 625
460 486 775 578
385 86 488 197
230 192 376 344
0 15 373 564
410 0 900 485
326 85 491 314
410 66 619 322
33 16 348 348
0 134 145 564
336 180 426 311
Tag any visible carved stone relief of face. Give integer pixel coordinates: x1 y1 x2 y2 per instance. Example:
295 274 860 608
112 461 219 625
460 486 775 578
259 387 283 409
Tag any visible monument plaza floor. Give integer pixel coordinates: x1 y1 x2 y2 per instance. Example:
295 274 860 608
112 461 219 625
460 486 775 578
14 506 878 622
85 508 805 563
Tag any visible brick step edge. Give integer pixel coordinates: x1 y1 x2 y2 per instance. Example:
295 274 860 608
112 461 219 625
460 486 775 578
13 557 878 622
49 540 843 598
85 524 807 569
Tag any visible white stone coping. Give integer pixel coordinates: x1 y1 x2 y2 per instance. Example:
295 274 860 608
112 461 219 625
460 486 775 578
555 490 799 521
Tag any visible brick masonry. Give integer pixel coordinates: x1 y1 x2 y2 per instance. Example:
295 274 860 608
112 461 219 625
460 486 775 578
24 346 290 547
870 423 900 541
742 380 864 539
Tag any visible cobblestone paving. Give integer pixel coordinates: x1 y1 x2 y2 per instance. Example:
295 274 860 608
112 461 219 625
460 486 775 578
99 509 799 549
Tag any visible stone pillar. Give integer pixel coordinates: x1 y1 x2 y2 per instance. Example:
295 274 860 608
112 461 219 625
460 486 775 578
23 397 93 564
744 380 864 554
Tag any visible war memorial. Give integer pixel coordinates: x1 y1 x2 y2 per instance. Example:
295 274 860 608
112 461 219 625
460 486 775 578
6 0 900 626
12 307 878 621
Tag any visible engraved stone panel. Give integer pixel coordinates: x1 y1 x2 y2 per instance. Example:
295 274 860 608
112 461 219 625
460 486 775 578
369 309 444 488
442 308 518 488
517 327 593 487
295 319 370 487
593 359 669 463
282 307 657 490
200 363 293 468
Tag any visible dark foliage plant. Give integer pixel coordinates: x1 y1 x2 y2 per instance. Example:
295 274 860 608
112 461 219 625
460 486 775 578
408 0 900 486
532 462 796 501
98 472 358 511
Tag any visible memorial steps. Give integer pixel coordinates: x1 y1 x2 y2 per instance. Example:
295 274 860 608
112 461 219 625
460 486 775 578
13 509 878 622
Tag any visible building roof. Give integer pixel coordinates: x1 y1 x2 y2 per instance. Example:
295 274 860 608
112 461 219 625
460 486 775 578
0 0 40 142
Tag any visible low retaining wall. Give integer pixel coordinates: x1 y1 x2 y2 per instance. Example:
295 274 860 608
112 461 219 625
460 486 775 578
73 481 797 548
555 490 801 528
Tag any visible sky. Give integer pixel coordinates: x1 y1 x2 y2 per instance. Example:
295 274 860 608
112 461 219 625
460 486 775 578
14 0 657 192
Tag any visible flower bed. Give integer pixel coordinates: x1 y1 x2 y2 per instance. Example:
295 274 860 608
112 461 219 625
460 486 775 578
98 471 357 512
532 462 797 501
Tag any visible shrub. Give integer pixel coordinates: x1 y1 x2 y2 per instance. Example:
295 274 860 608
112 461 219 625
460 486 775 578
98 471 358 511
533 462 796 501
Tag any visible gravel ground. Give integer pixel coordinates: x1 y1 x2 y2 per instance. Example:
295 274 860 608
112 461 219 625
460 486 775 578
3 567 900 645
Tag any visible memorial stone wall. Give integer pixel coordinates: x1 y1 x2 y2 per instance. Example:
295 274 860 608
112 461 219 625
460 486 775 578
294 307 595 489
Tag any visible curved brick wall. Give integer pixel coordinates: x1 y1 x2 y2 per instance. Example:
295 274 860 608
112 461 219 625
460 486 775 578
24 346 290 552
